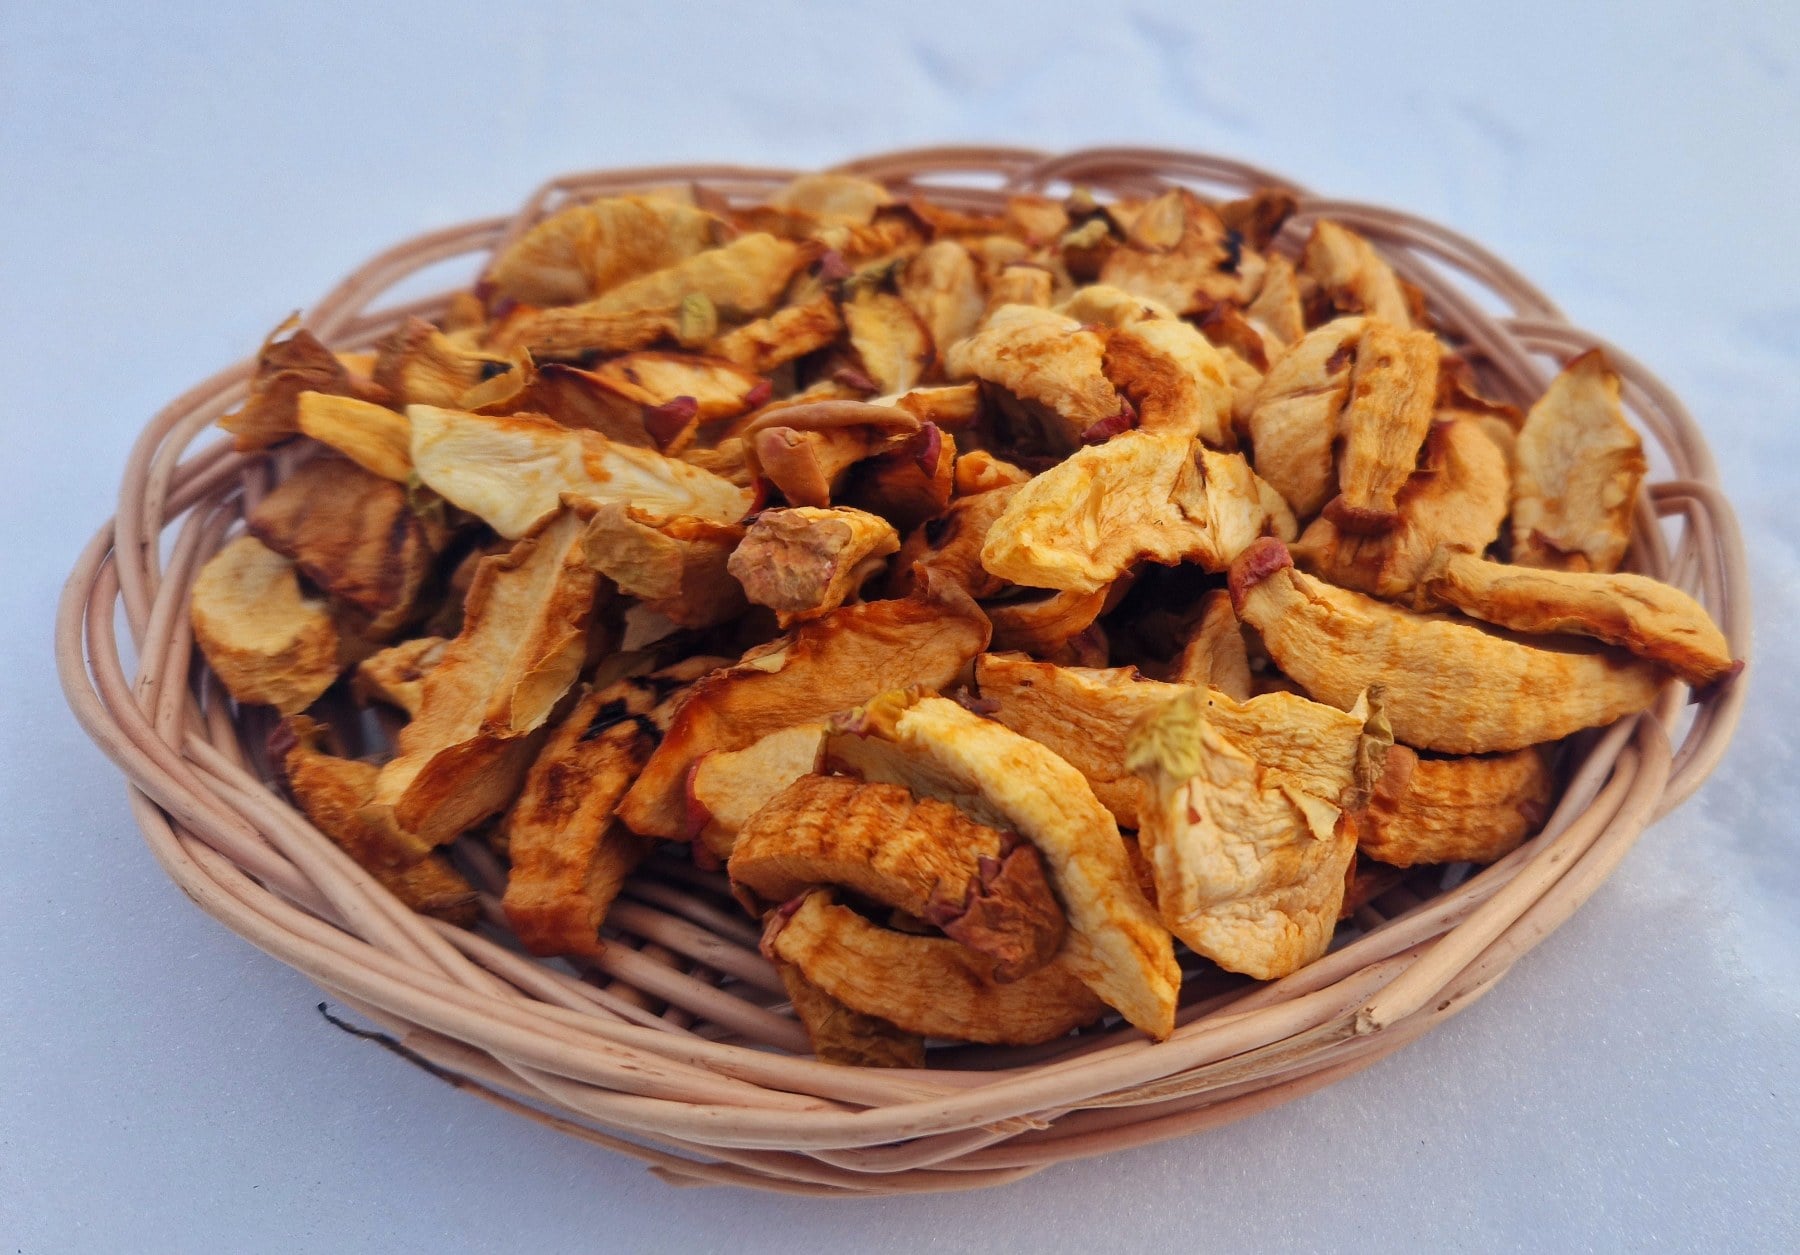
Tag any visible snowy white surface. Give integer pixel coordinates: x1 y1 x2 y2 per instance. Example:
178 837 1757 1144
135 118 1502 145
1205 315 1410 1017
3 2 1797 1250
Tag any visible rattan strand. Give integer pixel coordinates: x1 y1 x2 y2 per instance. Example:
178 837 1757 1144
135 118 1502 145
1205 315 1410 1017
56 147 1748 1194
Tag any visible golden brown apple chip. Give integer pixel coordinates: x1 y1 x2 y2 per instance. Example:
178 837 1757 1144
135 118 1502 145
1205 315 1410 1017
577 502 746 629
352 636 446 717
1230 538 1667 753
1416 549 1734 686
278 717 473 922
1299 220 1414 327
1246 252 1305 347
763 890 1106 1046
889 483 1017 600
891 382 983 431
1101 317 1237 447
1330 321 1441 529
731 774 1065 981
1245 317 1366 521
975 655 1182 828
985 264 1057 311
588 351 766 427
372 318 517 408
295 392 414 482
1056 283 1177 329
708 294 844 373
1359 744 1555 868
500 661 666 958
408 406 752 538
899 241 985 360
484 194 724 307
1510 350 1647 573
246 456 449 635
843 422 956 531
220 324 388 451
1099 188 1249 312
952 449 1031 496
501 234 809 356
190 536 342 714
766 172 894 225
687 723 827 861
774 962 925 1068
1126 687 1377 980
741 402 919 508
980 431 1295 594
1293 417 1510 598
616 572 991 839
824 691 1178 1040
1169 590 1253 699
728 506 899 625
843 290 934 395
944 304 1125 451
364 510 600 844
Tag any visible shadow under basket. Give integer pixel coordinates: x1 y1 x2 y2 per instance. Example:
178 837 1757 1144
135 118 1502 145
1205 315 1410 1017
56 146 1750 1196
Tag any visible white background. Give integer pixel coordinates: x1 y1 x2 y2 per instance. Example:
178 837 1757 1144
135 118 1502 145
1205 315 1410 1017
4 2 1797 1250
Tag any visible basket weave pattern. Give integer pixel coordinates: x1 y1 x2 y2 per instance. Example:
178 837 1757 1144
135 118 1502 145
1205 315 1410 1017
56 147 1750 1195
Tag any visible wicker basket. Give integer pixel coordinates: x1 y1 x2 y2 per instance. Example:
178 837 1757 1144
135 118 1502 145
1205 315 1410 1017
56 147 1750 1195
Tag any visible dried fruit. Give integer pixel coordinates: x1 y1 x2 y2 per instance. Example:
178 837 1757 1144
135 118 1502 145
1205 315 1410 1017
190 535 342 714
1230 538 1667 753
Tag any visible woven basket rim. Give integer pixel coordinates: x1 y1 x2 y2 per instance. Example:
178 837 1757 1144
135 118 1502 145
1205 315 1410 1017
55 145 1751 1196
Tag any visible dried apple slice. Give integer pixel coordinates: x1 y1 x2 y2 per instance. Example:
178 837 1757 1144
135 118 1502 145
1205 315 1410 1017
1230 538 1667 753
1101 316 1237 447
730 774 1065 981
825 692 1178 1040
1245 317 1366 521
280 716 434 870
191 535 342 714
709 294 844 373
775 962 925 1068
502 234 809 356
1292 417 1509 598
763 891 1106 1046
220 324 388 451
844 290 933 394
686 722 827 860
1246 252 1305 346
247 456 449 635
576 502 746 629
1169 590 1253 699
352 636 446 717
408 406 752 538
767 172 893 225
980 430 1295 595
1329 321 1441 529
1299 220 1414 327
588 351 766 425
952 449 1030 496
364 510 599 844
1098 188 1247 312
899 241 985 359
484 193 724 307
616 572 991 839
741 401 919 508
372 318 516 408
727 506 899 625
1360 744 1555 868
944 304 1124 450
500 660 678 958
295 392 414 482
1416 549 1734 686
975 655 1183 829
1126 687 1376 980
1510 350 1647 574
278 717 472 921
